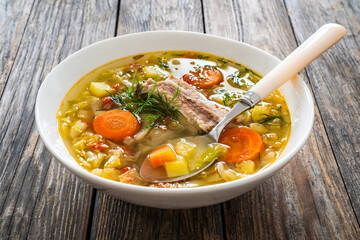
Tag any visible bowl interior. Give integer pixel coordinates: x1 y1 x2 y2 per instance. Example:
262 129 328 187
36 31 314 193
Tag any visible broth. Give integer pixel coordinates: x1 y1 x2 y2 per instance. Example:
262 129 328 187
57 51 291 188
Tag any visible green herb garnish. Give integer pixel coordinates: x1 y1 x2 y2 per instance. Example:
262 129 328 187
196 54 210 60
259 114 288 127
110 76 181 129
222 92 233 107
217 58 228 67
221 91 242 107
157 57 169 69
133 55 144 60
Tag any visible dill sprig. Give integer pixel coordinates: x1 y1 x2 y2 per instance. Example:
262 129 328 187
222 92 234 107
260 106 290 127
110 76 181 129
157 57 169 69
259 114 288 127
221 91 242 107
196 54 210 60
217 58 228 67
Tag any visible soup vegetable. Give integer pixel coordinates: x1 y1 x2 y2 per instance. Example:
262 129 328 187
57 51 291 188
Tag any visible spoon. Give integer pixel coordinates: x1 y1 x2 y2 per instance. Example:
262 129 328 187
140 23 346 183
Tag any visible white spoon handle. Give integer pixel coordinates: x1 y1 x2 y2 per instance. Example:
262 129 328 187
249 23 346 100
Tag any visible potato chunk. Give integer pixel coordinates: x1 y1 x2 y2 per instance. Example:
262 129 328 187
174 139 196 158
101 168 122 181
249 123 267 135
89 82 114 97
236 160 256 174
143 66 169 79
164 158 189 178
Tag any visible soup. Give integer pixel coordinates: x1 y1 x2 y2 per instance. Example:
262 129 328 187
57 51 291 188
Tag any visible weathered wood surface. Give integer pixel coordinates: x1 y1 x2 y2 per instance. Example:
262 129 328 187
0 0 359 239
0 0 35 98
284 0 360 222
116 0 203 34
0 0 118 239
203 0 360 239
90 197 224 239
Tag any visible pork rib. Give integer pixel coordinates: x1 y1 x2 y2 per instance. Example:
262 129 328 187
140 75 229 133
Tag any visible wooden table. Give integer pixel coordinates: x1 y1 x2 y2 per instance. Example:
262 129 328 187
1 0 359 239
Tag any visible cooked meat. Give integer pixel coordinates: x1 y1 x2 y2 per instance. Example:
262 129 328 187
140 75 229 133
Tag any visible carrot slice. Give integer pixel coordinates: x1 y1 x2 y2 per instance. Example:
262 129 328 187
182 65 223 88
93 110 139 141
149 144 177 168
219 127 264 163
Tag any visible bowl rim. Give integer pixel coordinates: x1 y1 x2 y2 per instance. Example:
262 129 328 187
35 30 314 195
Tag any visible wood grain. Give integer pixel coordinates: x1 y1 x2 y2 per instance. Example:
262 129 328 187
0 0 35 98
284 0 360 221
89 1 226 240
90 194 224 240
116 0 203 34
203 0 360 239
0 0 118 239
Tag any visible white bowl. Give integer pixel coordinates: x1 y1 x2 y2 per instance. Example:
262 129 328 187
35 31 314 209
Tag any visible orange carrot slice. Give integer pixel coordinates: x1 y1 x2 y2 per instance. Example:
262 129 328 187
219 127 264 163
93 110 139 141
182 65 223 89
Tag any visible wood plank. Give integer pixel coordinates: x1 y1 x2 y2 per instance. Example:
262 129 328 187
0 0 35 97
91 194 224 240
202 0 360 239
284 0 360 221
116 0 203 34
90 1 225 239
0 0 118 239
